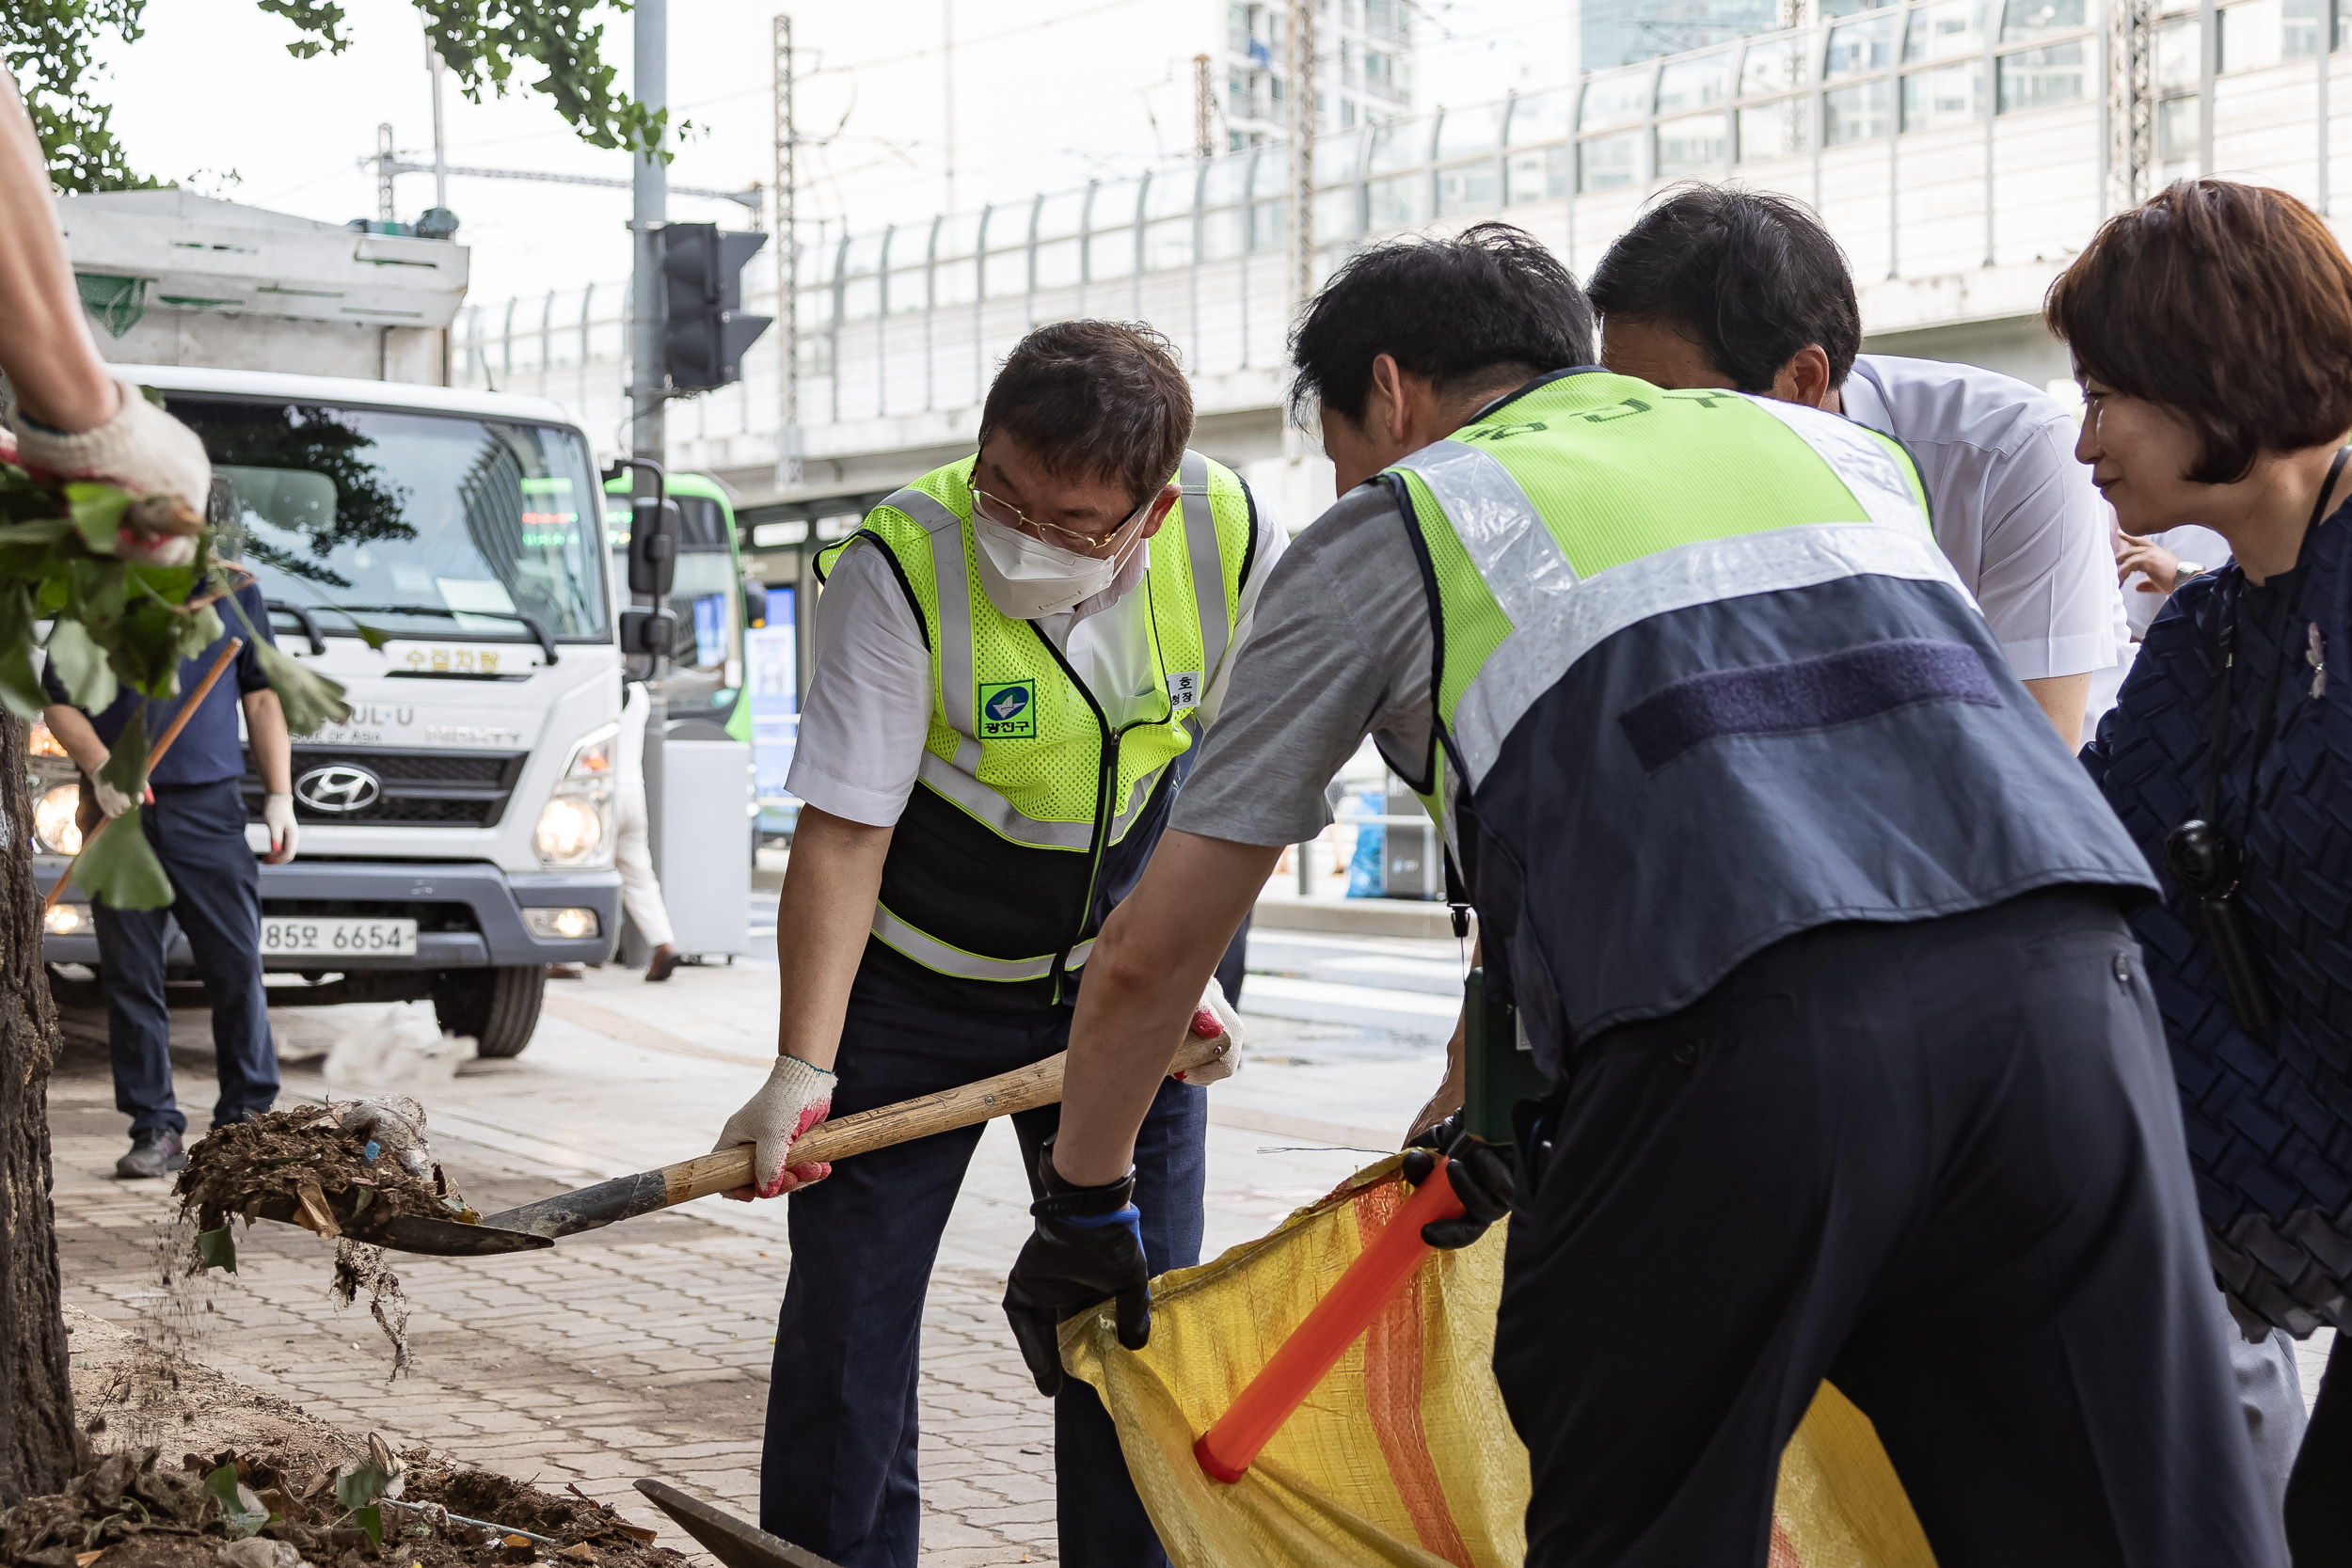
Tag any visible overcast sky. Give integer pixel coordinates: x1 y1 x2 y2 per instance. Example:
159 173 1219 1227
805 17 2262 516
91 0 1574 305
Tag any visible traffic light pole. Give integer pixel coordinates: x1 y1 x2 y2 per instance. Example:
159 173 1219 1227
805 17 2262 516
631 0 669 882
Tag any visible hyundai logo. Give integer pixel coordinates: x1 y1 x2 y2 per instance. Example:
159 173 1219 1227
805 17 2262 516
294 763 381 814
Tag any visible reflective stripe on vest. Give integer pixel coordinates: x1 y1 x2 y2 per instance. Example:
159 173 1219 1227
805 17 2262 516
1178 450 1228 685
880 483 986 774
873 899 1098 981
1393 391 1958 794
912 747 1159 850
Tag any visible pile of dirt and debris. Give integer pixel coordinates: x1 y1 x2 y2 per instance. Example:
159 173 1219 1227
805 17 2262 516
174 1105 473 1238
0 1443 688 1568
169 1103 482 1377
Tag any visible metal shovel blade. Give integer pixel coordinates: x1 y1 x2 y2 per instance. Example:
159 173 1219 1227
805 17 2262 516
633 1480 843 1568
363 1211 554 1256
248 1193 553 1257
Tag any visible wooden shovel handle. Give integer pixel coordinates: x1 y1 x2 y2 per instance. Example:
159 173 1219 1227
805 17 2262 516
660 1027 1235 1206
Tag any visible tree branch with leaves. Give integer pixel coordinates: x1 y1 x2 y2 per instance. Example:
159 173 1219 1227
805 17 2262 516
3 0 669 193
0 451 351 908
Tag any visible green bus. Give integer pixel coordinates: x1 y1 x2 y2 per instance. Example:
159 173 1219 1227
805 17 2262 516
605 471 752 742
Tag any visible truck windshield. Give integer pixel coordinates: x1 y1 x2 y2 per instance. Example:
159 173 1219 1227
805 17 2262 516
168 395 610 644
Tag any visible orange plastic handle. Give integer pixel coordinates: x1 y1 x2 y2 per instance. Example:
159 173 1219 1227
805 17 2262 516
1194 1156 1468 1483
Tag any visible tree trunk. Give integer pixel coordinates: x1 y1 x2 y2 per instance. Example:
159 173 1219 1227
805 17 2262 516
0 710 75 1502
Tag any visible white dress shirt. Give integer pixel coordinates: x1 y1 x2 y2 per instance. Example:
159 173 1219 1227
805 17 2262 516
786 513 1287 827
1840 355 2117 683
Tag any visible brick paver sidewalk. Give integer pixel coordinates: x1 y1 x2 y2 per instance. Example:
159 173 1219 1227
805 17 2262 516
49 1036 1060 1567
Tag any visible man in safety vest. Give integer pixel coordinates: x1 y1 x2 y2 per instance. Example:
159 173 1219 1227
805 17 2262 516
711 320 1284 1568
1005 227 2282 1564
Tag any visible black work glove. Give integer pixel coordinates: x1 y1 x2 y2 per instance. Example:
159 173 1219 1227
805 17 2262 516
1003 1140 1152 1397
1399 1112 1516 1250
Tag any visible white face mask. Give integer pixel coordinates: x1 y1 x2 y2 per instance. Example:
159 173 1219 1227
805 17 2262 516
971 507 1147 620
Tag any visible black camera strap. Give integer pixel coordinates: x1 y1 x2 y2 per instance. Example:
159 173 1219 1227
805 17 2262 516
2171 445 2345 1032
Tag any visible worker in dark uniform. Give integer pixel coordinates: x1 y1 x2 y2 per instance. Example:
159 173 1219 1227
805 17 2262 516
1006 224 2283 1566
42 581 296 1179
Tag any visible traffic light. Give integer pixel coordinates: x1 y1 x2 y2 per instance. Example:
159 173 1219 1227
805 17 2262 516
659 223 771 392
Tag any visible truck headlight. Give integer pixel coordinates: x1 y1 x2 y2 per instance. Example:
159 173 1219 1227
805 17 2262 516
33 784 82 856
522 906 600 940
563 721 619 778
43 902 90 936
533 794 605 865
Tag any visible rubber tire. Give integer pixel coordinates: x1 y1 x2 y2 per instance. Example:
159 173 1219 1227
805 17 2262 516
432 965 546 1059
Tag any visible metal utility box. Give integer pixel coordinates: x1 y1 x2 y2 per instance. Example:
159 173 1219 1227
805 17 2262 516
659 738 754 958
1382 777 1442 900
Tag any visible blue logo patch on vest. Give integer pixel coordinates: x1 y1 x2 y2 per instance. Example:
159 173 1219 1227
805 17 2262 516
978 680 1037 738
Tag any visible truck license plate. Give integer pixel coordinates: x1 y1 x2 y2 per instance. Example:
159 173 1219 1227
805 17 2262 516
260 918 419 958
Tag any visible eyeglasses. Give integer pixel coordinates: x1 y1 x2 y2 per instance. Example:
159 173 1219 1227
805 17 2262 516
969 482 1149 551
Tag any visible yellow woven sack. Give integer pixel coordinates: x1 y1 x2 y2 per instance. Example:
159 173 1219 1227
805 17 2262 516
1065 1156 1936 1568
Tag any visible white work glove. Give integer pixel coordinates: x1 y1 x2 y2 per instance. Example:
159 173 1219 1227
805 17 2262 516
1171 976 1244 1085
6 378 207 565
714 1053 837 1201
341 1095 435 1184
84 771 134 819
262 792 299 863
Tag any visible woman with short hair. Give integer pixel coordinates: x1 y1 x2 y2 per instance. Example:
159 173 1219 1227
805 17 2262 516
2059 177 2352 1560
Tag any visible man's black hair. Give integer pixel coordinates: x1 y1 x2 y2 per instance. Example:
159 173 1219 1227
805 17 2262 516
1288 222 1595 425
978 320 1192 508
1586 186 1861 392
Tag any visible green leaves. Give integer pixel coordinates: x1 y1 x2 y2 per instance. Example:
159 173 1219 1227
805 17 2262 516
2 417 362 781
43 618 117 712
238 2 665 160
0 584 48 720
253 638 352 736
65 481 129 555
333 1461 392 1546
7 0 159 193
193 1226 238 1274
72 805 172 911
204 1465 270 1539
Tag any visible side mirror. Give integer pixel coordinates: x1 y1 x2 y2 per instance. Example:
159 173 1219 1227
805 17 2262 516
628 497 681 597
620 607 677 657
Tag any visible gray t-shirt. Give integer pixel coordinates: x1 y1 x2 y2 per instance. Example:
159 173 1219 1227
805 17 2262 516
1171 485 1433 846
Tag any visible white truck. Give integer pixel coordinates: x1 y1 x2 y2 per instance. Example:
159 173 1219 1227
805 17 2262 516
32 193 624 1057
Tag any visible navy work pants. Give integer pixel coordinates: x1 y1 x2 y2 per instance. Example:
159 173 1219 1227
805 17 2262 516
92 779 277 1136
763 969 1205 1568
1496 886 2284 1568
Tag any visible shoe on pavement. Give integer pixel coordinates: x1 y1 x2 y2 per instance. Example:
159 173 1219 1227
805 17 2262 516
645 944 681 983
116 1130 185 1180
548 963 586 980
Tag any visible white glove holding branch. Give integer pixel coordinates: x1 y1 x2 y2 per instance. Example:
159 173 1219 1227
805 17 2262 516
715 1053 837 1200
262 792 299 863
85 771 134 819
6 378 209 565
1172 976 1245 1085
